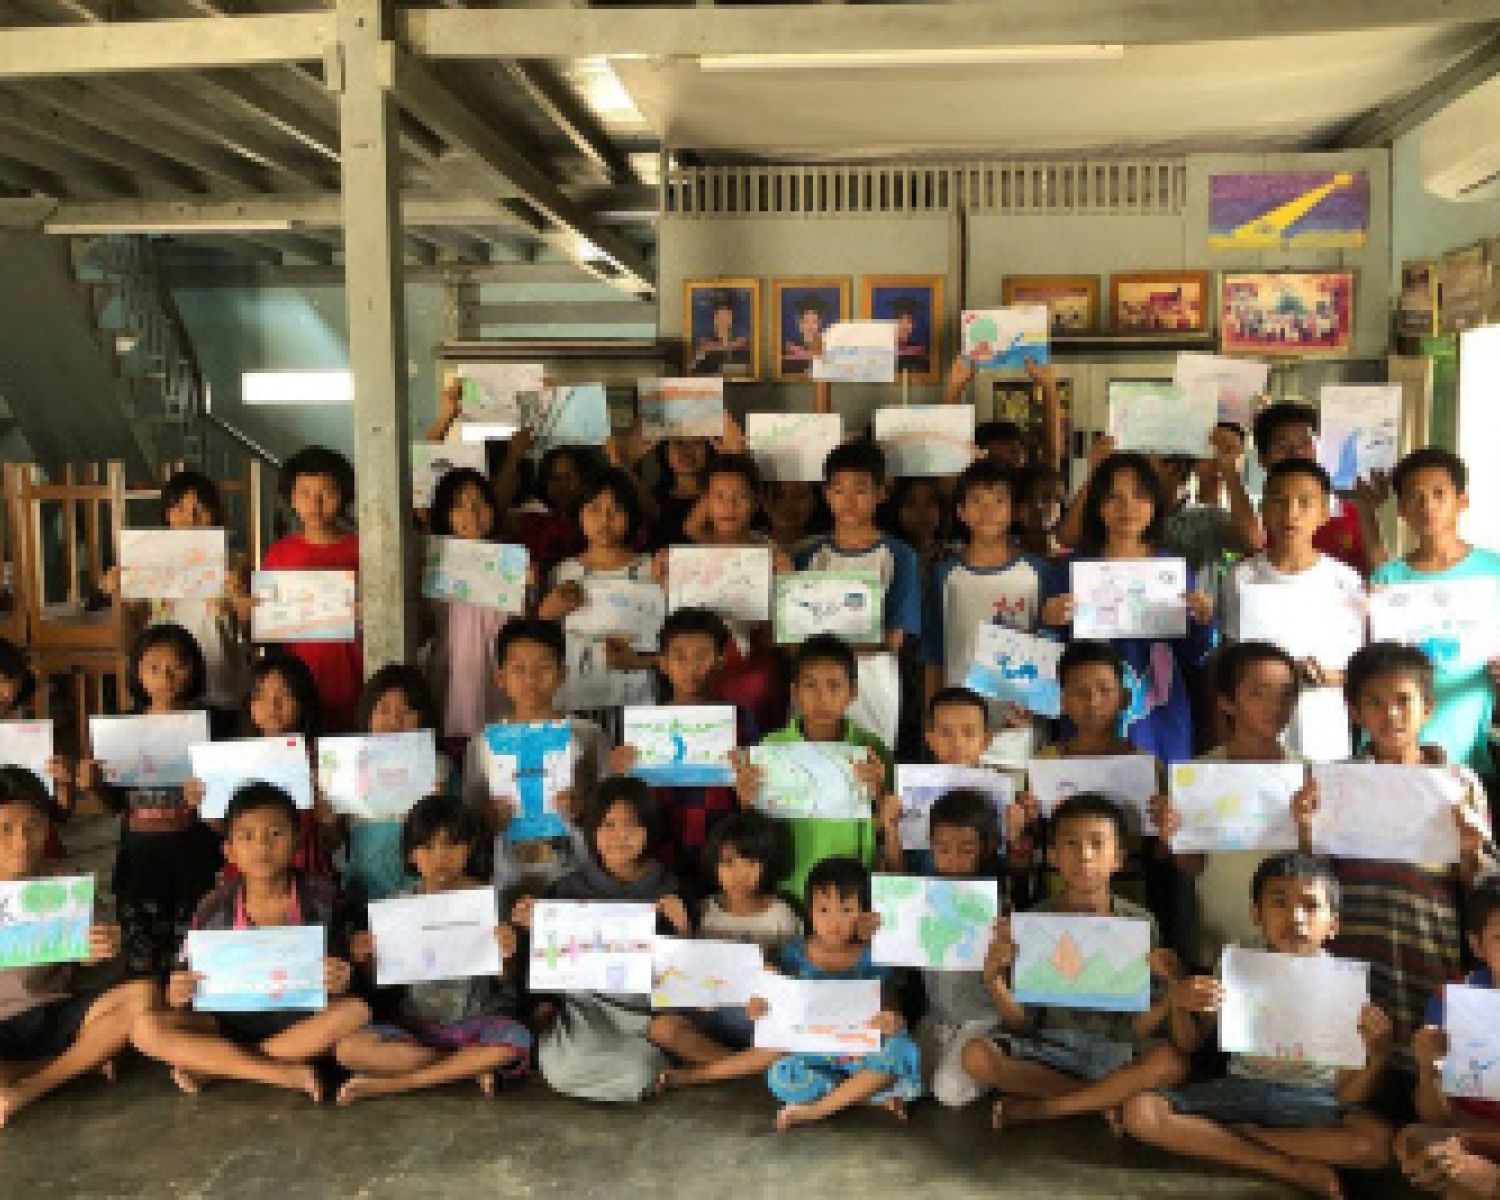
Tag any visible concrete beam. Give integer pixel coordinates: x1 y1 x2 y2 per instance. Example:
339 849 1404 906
502 60 641 186
157 259 606 287
469 299 656 326
1330 27 1500 146
0 127 134 199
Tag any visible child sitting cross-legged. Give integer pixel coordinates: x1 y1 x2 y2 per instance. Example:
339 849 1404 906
1123 852 1395 1196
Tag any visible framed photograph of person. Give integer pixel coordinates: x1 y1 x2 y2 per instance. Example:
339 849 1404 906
1109 271 1212 334
773 278 851 382
684 278 762 381
1001 276 1100 335
1219 271 1354 357
859 275 944 385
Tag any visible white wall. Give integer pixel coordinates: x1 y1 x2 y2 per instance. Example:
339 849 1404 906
1390 126 1500 273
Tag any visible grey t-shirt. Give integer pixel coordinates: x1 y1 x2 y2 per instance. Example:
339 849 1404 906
392 883 519 1028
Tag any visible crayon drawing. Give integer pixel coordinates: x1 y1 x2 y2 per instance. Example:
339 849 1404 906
754 974 883 1054
963 625 1063 717
1071 558 1189 641
1318 385 1401 490
746 412 843 483
667 546 772 625
960 306 1049 370
1368 578 1500 672
870 875 998 972
251 570 357 642
1209 171 1369 251
119 529 226 601
0 876 93 968
1219 946 1369 1068
483 721 573 842
623 705 736 788
874 406 976 478
1442 984 1500 1101
188 926 327 1012
639 378 726 439
773 572 883 646
421 538 528 612
529 901 656 994
317 730 438 820
893 764 1012 851
1107 380 1217 458
1168 762 1304 853
455 363 546 420
746 743 869 819
1011 912 1151 1013
650 937 762 1009
89 711 209 789
811 321 898 384
190 736 313 820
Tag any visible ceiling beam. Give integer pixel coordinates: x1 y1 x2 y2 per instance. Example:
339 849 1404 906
1330 27 1500 146
158 259 610 288
502 60 641 186
470 299 656 326
0 127 134 199
414 225 491 264
197 70 341 164
402 1 1500 58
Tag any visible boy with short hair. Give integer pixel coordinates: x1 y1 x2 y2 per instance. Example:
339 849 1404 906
131 783 369 1100
0 766 156 1126
959 793 1188 1129
1371 446 1500 782
1124 852 1394 1195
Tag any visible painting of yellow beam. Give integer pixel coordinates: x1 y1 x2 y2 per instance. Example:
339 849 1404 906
1209 171 1369 251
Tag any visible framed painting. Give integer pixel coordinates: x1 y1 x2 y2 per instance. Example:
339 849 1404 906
1001 275 1099 335
1219 272 1355 358
1397 261 1439 340
1109 271 1211 334
772 277 851 382
859 274 944 385
683 278 761 381
1208 170 1370 251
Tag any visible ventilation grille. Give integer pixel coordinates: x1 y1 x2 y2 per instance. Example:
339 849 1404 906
664 159 1187 218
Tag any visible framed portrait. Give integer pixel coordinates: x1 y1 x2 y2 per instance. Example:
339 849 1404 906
1109 271 1211 334
683 278 761 381
1001 276 1100 335
1219 271 1355 357
772 277 851 382
1397 261 1438 340
859 275 944 385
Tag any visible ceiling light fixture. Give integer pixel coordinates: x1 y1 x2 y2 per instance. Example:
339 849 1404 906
696 45 1124 72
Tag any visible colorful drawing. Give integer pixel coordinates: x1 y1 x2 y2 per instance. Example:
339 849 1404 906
410 442 487 509
1220 272 1355 358
540 384 611 448
874 405 976 478
1026 755 1159 834
871 875 998 973
1318 384 1401 490
1398 261 1439 340
960 306 1049 369
746 412 844 483
1001 276 1099 335
1071 558 1189 641
1011 912 1151 1013
0 720 55 797
860 275 943 384
1310 764 1466 864
963 624 1063 717
1208 171 1370 251
1442 984 1500 1101
667 546 772 625
1106 380 1217 458
638 378 726 439
812 321 898 384
250 570 357 642
189 736 313 820
754 972 883 1054
317 730 437 820
773 278 851 381
684 279 760 380
483 721 573 842
1219 946 1369 1068
188 926 326 1013
623 705 735 787
747 743 870 820
1236 581 1366 671
1167 761 1304 853
562 579 664 710
455 363 546 421
368 887 502 987
421 537 528 612
774 571 883 646
1173 351 1269 428
89 711 209 789
528 901 656 994
894 764 1012 852
0 876 94 968
1110 272 1210 334
1368 578 1500 673
119 529 226 601
650 936 762 1009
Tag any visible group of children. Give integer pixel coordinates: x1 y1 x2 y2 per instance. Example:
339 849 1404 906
1 361 1499 1197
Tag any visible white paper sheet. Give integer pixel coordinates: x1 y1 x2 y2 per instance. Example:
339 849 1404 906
456 363 546 421
812 321 897 384
893 764 1013 851
0 875 93 967
848 651 901 751
1368 579 1500 672
0 720 55 797
528 901 656 994
1236 580 1366 670
420 537 528 612
623 705 736 788
650 936 763 1009
667 545 772 624
1219 945 1369 1068
1319 385 1402 490
746 412 843 482
188 926 326 1012
1173 352 1269 428
1071 558 1189 640
963 625 1063 717
874 405 976 477
89 711 209 789
562 578 665 709
251 570 357 642
1026 754 1159 835
369 887 502 986
1167 761 1304 853
1288 687 1354 765
638 378 725 439
747 743 870 819
189 735 312 819
410 442 487 509
753 972 883 1053
1441 984 1500 1101
1310 763 1464 864
773 571 883 645
119 529 226 601
317 730 437 819
1011 912 1152 1012
960 306 1049 370
1107 381 1217 457
871 875 998 972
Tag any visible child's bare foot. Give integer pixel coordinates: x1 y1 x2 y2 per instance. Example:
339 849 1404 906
882 1096 908 1122
478 1072 496 1098
171 1067 205 1095
1103 1107 1125 1137
336 1074 389 1106
774 1103 823 1132
286 1063 322 1102
0 1084 32 1128
1282 1160 1343 1199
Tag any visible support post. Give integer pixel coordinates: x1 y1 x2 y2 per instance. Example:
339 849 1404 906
336 0 414 671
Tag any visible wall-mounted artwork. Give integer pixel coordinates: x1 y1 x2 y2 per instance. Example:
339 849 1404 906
1208 170 1370 251
684 278 761 381
1440 244 1490 335
1219 271 1354 358
1397 261 1439 339
1109 271 1211 334
772 277 850 381
1001 275 1099 335
860 274 944 384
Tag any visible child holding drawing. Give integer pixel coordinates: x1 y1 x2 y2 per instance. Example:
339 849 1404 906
0 638 72 809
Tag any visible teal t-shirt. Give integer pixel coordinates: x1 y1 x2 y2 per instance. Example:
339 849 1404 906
1371 547 1500 778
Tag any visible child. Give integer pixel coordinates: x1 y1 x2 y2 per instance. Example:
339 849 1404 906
648 438 710 549
130 783 370 1100
505 445 592 579
1015 464 1067 561
77 623 220 978
960 793 1187 1129
739 634 891 899
260 446 362 732
882 474 951 759
0 766 155 1126
463 619 608 894
1222 457 1364 760
754 855 920 1131
975 420 1029 470
336 794 531 1103
1399 876 1500 1196
763 480 824 560
1371 447 1500 782
0 638 71 807
516 777 691 1102
1124 852 1394 1195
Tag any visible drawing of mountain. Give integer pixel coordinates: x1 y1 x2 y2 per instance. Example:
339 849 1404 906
1014 943 1151 1006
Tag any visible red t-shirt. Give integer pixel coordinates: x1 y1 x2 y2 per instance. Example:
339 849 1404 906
261 532 364 732
1312 499 1368 578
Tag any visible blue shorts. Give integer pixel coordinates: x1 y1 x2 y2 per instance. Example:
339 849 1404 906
1000 1028 1136 1082
694 1005 755 1050
1162 1075 1342 1129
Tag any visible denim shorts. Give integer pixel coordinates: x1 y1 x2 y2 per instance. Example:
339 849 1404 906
695 1005 755 1051
1162 1075 1342 1129
1000 1028 1136 1082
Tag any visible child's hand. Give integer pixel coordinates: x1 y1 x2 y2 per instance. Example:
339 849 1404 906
853 751 886 800
1041 594 1075 627
1349 469 1392 514
1148 948 1185 983
311 785 340 829
76 758 101 791
166 970 201 1010
1209 425 1243 474
100 565 121 599
488 795 515 835
554 788 581 824
715 412 747 456
1453 788 1491 864
45 756 73 789
948 353 977 393
746 996 769 1021
870 1009 903 1036
1007 792 1040 843
997 701 1031 729
855 911 881 943
1148 794 1180 841
1290 775 1319 841
439 377 463 426
496 923 518 958
1358 1003 1394 1059
604 636 645 673
538 582 585 621
1086 433 1117 471
1022 358 1057 389
324 957 354 997
1412 1024 1448 1071
651 549 670 589
511 896 536 929
1184 589 1214 625
608 745 639 777
657 895 691 935
732 752 764 809
183 778 206 811
86 923 121 964
348 931 375 965
877 792 903 847
1167 974 1221 1016
983 918 1016 984
1295 656 1330 688
771 547 795 575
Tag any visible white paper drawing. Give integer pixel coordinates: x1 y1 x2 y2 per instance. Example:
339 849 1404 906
871 875 998 972
1219 946 1369 1069
650 937 763 1009
1368 579 1500 673
189 736 312 819
120 529 226 601
1319 385 1402 490
638 378 725 439
874 406 976 477
456 363 546 422
1026 754 1159 835
1441 984 1500 1101
562 580 663 710
528 901 656 994
960 306 1049 370
251 570 357 642
773 571 883 645
1173 352 1270 428
1071 558 1189 641
317 730 437 819
746 412 843 482
369 887 502 987
410 443 487 509
483 721 574 842
893 764 1013 851
0 720 55 797
1168 761 1304 853
1011 912 1152 1012
1236 581 1366 670
747 743 871 820
667 546 772 624
1107 380 1218 457
623 705 736 787
848 651 901 752
89 711 209 789
753 971 883 1053
812 321 898 384
420 537 528 612
963 625 1063 717
1310 763 1465 864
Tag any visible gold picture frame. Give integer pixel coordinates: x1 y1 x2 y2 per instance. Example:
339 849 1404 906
771 277 852 383
858 274 944 385
1108 271 1211 334
683 277 762 381
1001 275 1101 335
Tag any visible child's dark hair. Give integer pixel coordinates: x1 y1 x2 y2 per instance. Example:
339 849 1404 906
1216 641 1300 702
582 776 661 859
572 466 643 543
1058 640 1128 689
0 636 37 709
822 439 887 489
494 617 566 670
976 419 1026 449
879 475 946 542
792 633 857 689
702 810 782 894
1017 462 1064 504
1051 791 1128 848
805 855 870 909
225 781 299 831
1344 642 1435 710
429 467 498 537
952 457 1017 518
659 606 731 655
1251 851 1341 910
1392 446 1467 500
125 622 207 710
1464 875 1500 938
536 445 596 504
927 686 989 728
243 651 322 739
1079 452 1167 551
1251 403 1317 460
1263 457 1332 498
402 793 493 880
929 788 1001 857
706 452 762 495
160 469 225 526
279 444 355 512
356 663 439 732
0 764 57 823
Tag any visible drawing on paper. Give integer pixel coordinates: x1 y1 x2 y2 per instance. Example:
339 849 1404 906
873 405 976 477
421 537 528 611
871 875 997 972
317 731 437 820
811 321 898 384
1310 764 1463 864
1368 579 1500 672
528 901 656 994
410 442 487 509
624 706 735 788
369 888 501 987
1442 985 1500 1101
90 711 209 789
773 572 883 646
747 743 869 819
1319 385 1401 490
1169 762 1304 853
0 720 56 797
1173 352 1270 428
1106 380 1217 458
1012 913 1151 1012
1209 171 1370 251
894 764 1012 851
0 876 93 968
1219 946 1369 1068
1026 755 1159 834
483 721 572 842
119 529 226 601
960 306 1049 370
455 363 546 420
963 625 1063 717
746 412 843 483
754 974 883 1054
667 546 771 625
638 378 726 439
190 736 313 820
1072 559 1188 641
188 927 326 1012
650 937 762 1009
251 570 357 642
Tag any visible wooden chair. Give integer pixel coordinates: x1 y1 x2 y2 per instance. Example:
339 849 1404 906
0 462 35 646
